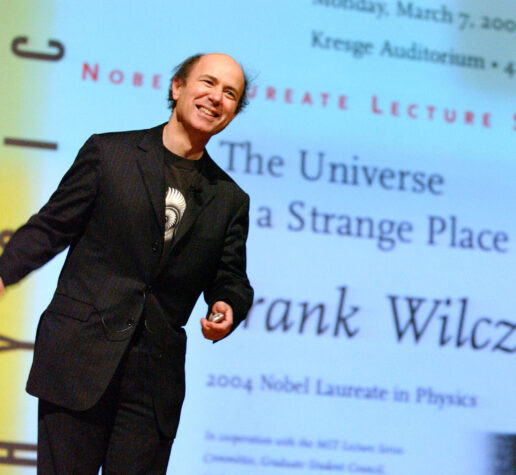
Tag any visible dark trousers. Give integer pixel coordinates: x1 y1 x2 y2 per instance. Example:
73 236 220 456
37 321 173 474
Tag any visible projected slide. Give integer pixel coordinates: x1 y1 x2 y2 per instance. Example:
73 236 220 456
0 1 514 474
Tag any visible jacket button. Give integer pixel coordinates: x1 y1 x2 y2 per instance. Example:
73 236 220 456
152 240 159 252
151 346 163 360
127 318 135 326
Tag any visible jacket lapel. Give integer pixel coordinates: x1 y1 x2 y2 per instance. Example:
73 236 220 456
136 125 221 269
136 125 166 234
159 154 219 266
170 177 216 248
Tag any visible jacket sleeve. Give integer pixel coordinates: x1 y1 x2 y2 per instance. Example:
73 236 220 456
0 135 101 286
204 193 254 331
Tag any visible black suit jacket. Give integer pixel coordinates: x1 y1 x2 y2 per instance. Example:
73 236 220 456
0 123 253 438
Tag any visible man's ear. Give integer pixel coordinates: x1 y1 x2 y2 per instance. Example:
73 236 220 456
171 77 183 101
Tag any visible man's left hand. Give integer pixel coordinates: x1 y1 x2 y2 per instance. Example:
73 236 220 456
201 301 233 341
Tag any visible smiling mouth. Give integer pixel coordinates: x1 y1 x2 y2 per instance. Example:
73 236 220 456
197 105 219 118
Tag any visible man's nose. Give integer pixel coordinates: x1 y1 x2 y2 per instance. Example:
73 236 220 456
209 86 223 104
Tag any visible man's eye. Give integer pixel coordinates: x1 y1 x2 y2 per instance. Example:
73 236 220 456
225 90 236 99
203 79 213 85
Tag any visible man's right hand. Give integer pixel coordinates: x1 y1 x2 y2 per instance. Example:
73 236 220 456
0 277 4 297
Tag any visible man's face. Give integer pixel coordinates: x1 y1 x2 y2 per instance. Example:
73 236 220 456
172 54 245 140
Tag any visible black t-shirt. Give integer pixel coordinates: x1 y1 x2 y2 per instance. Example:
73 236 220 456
162 147 204 254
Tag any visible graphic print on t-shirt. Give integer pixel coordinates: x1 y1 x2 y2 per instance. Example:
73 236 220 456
164 187 186 242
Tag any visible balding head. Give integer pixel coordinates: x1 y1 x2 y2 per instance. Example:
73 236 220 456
168 53 250 114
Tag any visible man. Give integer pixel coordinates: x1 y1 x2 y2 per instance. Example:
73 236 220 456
0 52 253 473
